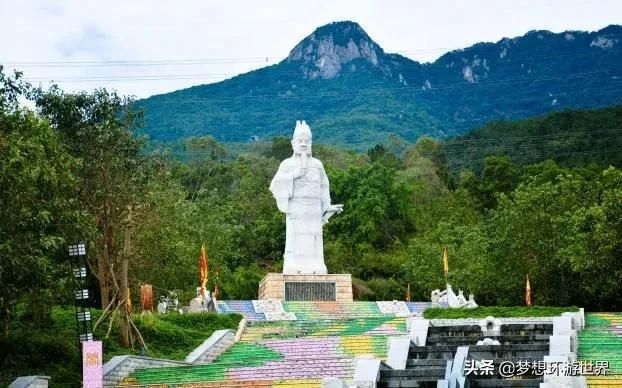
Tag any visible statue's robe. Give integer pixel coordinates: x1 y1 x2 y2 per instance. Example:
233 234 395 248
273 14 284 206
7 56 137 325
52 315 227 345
270 155 330 274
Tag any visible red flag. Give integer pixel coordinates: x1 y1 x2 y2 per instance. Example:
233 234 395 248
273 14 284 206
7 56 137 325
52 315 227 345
525 274 532 307
140 284 153 311
199 243 208 297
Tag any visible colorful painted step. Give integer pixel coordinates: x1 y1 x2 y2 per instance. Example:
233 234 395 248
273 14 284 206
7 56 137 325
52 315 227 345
241 316 406 340
217 300 440 321
125 312 408 386
579 313 622 387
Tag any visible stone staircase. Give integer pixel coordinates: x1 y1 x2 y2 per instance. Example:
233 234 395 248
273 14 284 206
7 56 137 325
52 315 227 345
579 313 622 387
185 329 236 364
103 356 189 386
377 323 553 388
123 313 408 386
114 304 616 387
241 316 406 340
217 300 437 322
217 300 267 321
203 331 235 363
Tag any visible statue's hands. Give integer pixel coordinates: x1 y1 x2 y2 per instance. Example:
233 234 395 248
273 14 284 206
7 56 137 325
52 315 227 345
322 204 344 224
294 167 308 179
328 204 344 214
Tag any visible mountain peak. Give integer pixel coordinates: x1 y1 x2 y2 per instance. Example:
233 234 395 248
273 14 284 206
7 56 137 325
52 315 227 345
286 21 387 79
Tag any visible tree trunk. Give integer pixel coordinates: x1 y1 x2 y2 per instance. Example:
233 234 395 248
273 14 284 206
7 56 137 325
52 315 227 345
119 223 132 347
97 241 110 309
98 157 112 309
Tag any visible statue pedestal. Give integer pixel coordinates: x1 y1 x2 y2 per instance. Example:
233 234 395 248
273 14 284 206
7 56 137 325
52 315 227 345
258 273 353 302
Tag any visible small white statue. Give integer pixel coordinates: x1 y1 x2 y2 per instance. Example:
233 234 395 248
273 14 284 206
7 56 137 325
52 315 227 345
479 316 502 336
204 290 218 312
432 284 477 309
477 338 500 346
439 284 461 307
431 289 441 306
157 296 167 314
466 293 478 308
457 290 468 306
270 121 343 274
189 297 203 313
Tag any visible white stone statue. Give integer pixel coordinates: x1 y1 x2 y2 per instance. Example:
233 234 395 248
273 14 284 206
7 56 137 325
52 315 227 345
157 296 167 314
270 120 343 274
457 290 468 306
467 293 478 308
432 284 478 308
430 289 441 306
438 284 460 307
477 338 500 346
188 297 204 313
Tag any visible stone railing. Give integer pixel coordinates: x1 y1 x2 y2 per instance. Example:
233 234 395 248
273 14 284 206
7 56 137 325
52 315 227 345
185 329 235 364
9 375 50 388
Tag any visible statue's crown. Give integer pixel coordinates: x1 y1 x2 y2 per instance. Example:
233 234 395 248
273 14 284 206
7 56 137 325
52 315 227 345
293 120 312 139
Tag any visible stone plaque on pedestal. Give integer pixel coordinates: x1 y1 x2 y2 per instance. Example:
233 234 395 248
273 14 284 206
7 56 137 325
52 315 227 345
258 273 353 302
285 282 336 301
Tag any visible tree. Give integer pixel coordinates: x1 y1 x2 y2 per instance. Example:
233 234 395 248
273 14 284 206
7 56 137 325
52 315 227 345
558 167 622 309
408 136 450 184
36 87 152 347
327 163 414 249
483 171 588 305
405 220 490 303
185 135 226 162
478 155 520 209
182 135 227 201
263 136 292 161
0 70 80 337
367 144 400 169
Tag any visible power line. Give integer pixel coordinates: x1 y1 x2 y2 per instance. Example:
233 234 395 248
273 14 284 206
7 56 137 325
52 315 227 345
21 61 622 83
445 127 622 145
6 58 280 67
136 94 622 138
156 130 622 157
98 70 620 101
160 130 622 153
5 41 618 68
136 96 622 136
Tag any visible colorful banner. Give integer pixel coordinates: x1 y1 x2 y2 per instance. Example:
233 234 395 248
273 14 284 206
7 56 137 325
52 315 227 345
199 243 208 296
82 340 103 388
141 284 153 311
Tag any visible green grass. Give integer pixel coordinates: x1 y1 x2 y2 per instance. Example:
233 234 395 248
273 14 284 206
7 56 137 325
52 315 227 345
423 306 579 319
0 306 241 388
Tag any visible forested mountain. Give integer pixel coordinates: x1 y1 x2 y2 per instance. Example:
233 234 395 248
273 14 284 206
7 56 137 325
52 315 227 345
444 105 622 171
136 21 622 149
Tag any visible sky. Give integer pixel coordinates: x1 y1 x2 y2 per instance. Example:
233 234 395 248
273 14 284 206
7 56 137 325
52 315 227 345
1 0 621 99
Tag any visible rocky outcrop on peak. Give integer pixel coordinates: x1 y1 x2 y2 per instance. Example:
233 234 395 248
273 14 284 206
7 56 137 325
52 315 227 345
286 21 389 79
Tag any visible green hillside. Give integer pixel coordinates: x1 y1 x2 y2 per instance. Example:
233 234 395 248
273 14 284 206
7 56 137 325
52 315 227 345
136 22 622 148
445 105 622 171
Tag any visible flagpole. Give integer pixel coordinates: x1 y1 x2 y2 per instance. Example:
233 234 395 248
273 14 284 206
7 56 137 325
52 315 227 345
442 246 449 287
525 273 532 307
